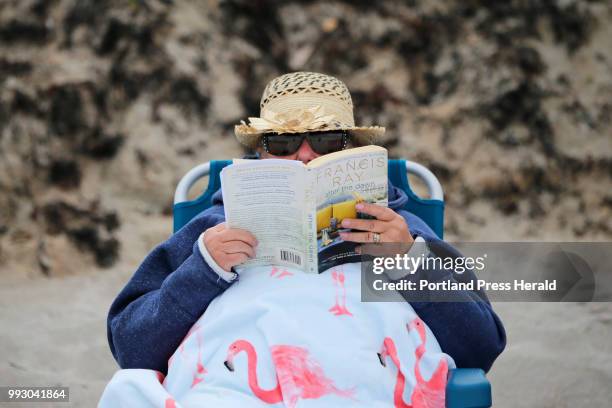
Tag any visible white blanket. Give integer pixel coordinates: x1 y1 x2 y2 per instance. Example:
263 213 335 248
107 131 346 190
100 263 454 407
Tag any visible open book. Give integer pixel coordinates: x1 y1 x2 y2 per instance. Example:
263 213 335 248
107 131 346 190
221 146 388 273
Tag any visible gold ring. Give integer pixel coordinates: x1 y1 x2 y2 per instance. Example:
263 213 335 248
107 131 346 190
372 232 381 243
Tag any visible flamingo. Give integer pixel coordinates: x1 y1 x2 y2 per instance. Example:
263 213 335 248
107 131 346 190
378 317 448 408
329 269 353 316
277 269 294 278
191 331 207 388
377 337 416 408
270 267 293 279
168 324 200 370
224 340 354 407
407 318 448 408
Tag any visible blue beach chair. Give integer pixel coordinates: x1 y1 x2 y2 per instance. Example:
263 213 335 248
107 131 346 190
173 158 492 408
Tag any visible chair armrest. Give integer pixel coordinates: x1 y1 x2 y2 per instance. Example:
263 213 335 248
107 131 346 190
446 368 492 408
174 162 211 204
405 160 444 200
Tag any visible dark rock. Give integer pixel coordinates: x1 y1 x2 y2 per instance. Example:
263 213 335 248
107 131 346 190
168 77 210 118
498 199 518 215
426 162 452 184
10 89 41 116
516 46 545 75
82 130 124 159
62 0 106 46
97 18 133 55
487 82 541 129
29 0 53 18
220 0 288 70
102 212 120 232
234 57 271 118
547 1 594 52
94 237 119 267
483 81 555 155
563 100 596 129
48 86 84 137
48 159 81 189
110 63 169 101
0 58 32 77
40 200 121 268
0 19 49 44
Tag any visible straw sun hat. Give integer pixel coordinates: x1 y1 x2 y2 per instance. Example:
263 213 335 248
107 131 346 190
234 72 385 149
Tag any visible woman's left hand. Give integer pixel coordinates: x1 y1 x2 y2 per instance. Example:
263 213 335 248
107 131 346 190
338 202 414 246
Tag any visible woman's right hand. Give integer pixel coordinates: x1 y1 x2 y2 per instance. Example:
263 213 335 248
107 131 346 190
203 222 258 272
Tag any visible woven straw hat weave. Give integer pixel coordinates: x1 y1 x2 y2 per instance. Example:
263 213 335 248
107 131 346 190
235 72 385 149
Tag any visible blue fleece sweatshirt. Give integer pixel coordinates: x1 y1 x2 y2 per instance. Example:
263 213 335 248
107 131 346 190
107 183 505 375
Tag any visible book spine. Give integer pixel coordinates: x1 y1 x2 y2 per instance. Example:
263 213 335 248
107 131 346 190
305 168 318 273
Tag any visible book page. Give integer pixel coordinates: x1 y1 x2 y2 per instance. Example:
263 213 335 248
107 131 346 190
221 159 315 272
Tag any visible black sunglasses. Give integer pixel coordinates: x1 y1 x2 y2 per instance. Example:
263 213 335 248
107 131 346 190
262 130 349 156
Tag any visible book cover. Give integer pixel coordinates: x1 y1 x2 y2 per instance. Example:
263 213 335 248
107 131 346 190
309 146 388 272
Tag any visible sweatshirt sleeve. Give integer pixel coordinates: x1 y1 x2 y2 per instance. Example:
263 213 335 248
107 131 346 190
107 208 231 374
395 210 507 373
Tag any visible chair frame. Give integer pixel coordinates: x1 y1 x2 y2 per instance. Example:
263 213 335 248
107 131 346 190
174 160 444 205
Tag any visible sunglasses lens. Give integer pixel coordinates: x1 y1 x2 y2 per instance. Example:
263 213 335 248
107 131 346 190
307 132 346 154
265 134 303 156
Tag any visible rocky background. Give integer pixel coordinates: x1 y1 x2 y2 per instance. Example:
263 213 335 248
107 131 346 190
1 0 611 406
1 0 611 277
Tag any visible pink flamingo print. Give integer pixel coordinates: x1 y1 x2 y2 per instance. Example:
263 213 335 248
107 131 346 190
270 266 294 279
191 331 207 388
378 317 448 408
407 318 448 407
378 337 415 408
277 269 293 278
165 398 177 408
168 324 200 369
224 340 354 407
329 269 353 316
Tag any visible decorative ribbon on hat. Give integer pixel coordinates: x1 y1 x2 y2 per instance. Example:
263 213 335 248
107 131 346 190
240 105 338 134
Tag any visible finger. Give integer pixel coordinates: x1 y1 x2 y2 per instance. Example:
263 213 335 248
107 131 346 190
224 253 249 267
223 241 256 258
356 203 396 222
341 218 386 232
210 222 226 232
339 231 379 243
203 223 225 239
219 229 258 247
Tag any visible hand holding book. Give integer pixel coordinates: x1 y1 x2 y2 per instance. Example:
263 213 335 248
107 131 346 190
203 222 258 272
339 202 414 244
339 201 415 257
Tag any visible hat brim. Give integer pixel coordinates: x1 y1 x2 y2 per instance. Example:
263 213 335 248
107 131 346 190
234 125 385 149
